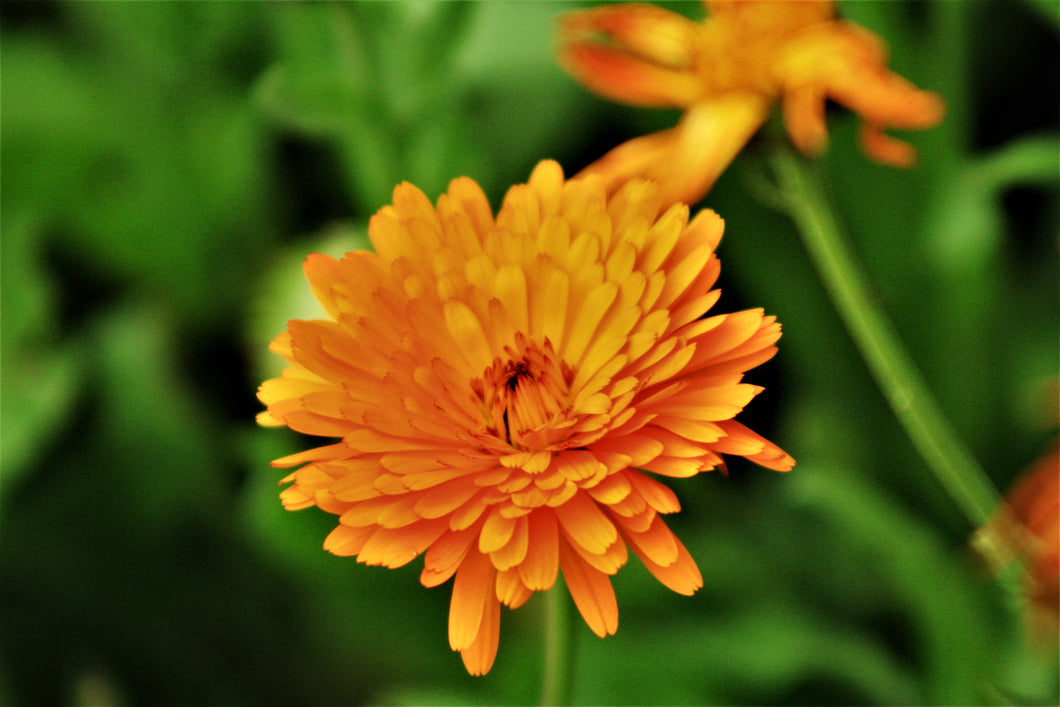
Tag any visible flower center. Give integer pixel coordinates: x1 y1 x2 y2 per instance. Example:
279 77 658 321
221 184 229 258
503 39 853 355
475 335 574 450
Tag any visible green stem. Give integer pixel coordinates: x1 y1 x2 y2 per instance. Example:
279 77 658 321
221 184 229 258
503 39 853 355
540 581 573 706
767 148 1005 537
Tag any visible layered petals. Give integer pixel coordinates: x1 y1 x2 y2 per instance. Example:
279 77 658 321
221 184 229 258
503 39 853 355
559 0 945 204
258 161 792 674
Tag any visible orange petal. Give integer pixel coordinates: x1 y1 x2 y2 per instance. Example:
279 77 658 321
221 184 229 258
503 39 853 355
270 442 351 469
559 43 702 108
358 520 448 568
714 420 795 471
782 84 829 156
479 507 518 554
323 524 373 557
778 21 944 164
421 526 478 588
619 512 678 566
554 491 618 555
489 514 530 571
642 455 709 478
303 253 347 320
623 518 703 595
552 449 607 484
577 96 769 207
559 538 619 637
584 472 633 506
558 4 701 108
496 567 534 609
626 470 682 514
459 590 501 676
565 530 629 575
448 549 496 652
519 509 560 591
560 3 698 68
859 123 918 168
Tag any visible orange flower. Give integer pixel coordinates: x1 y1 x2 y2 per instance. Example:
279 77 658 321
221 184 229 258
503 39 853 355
257 161 793 675
558 0 945 205
991 443 1060 646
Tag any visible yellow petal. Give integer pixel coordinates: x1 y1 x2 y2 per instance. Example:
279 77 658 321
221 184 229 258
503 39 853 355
444 299 493 372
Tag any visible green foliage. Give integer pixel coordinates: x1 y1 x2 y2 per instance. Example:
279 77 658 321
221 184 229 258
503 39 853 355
2 1 1056 705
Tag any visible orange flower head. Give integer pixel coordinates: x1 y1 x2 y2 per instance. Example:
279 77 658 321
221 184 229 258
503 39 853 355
992 443 1060 646
257 161 793 675
559 0 945 204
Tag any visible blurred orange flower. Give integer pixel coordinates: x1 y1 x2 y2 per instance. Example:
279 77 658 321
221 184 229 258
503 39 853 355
258 161 792 674
995 443 1060 646
558 0 945 205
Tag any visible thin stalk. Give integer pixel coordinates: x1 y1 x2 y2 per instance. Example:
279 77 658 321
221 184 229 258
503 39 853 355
540 582 573 706
767 147 1014 561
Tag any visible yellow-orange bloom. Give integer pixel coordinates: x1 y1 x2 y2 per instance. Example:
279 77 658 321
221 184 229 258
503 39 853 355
559 0 945 205
257 161 793 675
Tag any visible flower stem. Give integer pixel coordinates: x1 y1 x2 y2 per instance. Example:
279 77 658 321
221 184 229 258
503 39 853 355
766 147 1005 536
540 581 573 706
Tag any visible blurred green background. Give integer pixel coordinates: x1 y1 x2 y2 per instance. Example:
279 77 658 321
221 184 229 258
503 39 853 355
2 1 1057 705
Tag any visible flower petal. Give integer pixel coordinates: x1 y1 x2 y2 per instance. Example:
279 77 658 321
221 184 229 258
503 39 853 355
519 510 560 591
558 4 702 107
559 538 619 637
449 549 496 652
459 588 501 676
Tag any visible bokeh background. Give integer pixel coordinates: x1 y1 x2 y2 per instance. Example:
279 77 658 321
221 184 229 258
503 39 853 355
2 1 1057 705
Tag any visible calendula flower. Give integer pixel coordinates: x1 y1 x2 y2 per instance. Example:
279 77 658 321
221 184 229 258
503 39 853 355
981 442 1059 648
558 0 945 205
257 160 793 675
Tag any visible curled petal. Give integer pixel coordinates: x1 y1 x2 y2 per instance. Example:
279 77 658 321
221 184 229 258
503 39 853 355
558 3 702 107
777 21 943 164
559 43 703 108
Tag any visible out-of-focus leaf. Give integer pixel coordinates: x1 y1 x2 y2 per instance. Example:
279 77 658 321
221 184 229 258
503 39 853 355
927 134 1059 271
0 214 84 486
1022 0 1060 27
3 3 277 327
254 1 592 212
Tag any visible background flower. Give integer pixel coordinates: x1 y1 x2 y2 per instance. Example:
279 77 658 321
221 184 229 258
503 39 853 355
2 2 1056 705
558 0 945 205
